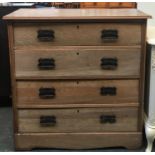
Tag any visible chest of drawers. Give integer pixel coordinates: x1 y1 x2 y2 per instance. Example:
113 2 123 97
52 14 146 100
4 9 150 150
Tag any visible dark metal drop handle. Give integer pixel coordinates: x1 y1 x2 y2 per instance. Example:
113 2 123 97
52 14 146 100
101 29 118 41
37 30 55 41
100 87 117 96
38 58 55 70
101 58 118 70
39 88 56 99
40 116 56 127
100 115 116 124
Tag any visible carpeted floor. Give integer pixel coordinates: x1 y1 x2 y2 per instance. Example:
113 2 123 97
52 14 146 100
0 107 154 152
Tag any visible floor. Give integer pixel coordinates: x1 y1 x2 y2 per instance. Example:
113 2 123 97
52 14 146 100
0 107 14 151
0 107 154 152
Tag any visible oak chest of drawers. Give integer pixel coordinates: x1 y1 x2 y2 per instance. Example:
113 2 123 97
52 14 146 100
4 9 150 150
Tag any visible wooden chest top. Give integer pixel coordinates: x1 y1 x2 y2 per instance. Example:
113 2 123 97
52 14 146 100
3 8 151 21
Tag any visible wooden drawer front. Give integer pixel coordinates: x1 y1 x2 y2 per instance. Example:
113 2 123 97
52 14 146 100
14 23 141 46
18 107 138 133
15 48 140 79
16 80 139 106
15 132 142 150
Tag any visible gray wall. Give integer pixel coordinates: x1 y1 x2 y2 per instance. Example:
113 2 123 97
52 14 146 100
138 2 155 26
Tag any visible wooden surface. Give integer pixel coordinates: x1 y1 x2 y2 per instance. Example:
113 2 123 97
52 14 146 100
138 22 147 131
15 132 142 150
16 80 139 106
17 103 139 109
3 9 151 20
7 24 18 133
14 23 141 47
18 107 138 133
15 47 141 79
5 8 149 150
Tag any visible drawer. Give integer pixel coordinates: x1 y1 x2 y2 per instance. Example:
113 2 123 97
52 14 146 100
18 107 139 133
16 80 139 107
15 47 141 79
14 23 141 47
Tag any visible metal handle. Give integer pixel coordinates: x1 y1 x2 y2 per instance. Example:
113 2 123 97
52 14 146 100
39 88 56 99
40 116 56 127
37 30 55 41
101 58 118 70
101 29 118 41
100 115 116 124
38 58 55 70
100 87 117 96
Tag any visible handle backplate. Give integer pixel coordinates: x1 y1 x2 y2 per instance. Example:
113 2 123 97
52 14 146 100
38 58 55 70
40 116 56 127
39 88 56 99
101 57 118 70
101 29 118 41
37 30 55 41
100 115 116 124
100 87 117 96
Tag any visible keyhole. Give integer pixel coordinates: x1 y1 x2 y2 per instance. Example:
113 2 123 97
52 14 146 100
76 52 79 55
76 81 79 84
77 110 80 113
77 25 79 29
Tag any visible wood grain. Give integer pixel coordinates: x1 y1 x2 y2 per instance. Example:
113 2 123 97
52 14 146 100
17 103 139 109
7 24 19 133
4 8 149 150
15 47 141 79
138 21 147 131
16 80 139 106
18 107 139 133
14 23 141 46
3 9 151 20
15 132 142 150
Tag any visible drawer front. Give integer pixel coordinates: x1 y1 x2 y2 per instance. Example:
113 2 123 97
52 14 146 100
16 80 139 106
18 107 139 133
15 47 140 79
14 23 141 46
